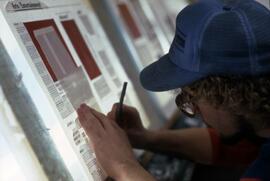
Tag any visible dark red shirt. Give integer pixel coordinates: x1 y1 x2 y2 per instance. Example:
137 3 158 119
208 129 270 181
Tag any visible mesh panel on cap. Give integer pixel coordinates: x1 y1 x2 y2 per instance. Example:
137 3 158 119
240 2 270 72
200 12 250 73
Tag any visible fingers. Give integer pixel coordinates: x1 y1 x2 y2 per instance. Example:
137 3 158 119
107 103 137 119
107 103 126 127
107 103 118 120
78 104 119 132
77 104 104 140
89 106 116 130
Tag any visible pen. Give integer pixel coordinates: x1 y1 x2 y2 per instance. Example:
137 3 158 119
116 82 128 123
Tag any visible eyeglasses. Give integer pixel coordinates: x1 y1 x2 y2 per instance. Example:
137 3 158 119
175 90 197 117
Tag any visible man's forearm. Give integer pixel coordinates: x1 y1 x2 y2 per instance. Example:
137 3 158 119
137 128 213 164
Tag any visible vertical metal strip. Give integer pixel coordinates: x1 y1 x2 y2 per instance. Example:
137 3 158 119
0 40 73 181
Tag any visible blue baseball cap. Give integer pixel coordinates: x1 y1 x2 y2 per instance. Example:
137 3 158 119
140 0 270 92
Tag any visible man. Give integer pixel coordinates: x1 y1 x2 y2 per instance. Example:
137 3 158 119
77 0 270 180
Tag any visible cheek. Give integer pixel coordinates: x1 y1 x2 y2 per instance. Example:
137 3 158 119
199 108 219 129
198 104 239 135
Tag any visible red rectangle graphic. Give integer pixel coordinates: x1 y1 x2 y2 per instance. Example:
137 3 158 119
61 20 101 80
24 19 77 82
118 3 142 39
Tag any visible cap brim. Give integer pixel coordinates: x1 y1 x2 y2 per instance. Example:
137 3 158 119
140 54 205 92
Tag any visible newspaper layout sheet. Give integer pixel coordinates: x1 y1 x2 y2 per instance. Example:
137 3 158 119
129 0 170 57
111 0 177 118
0 0 150 180
147 0 176 44
112 0 154 68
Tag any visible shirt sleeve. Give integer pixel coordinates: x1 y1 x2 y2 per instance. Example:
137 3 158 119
207 128 260 166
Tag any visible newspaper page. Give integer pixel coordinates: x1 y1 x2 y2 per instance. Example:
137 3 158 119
129 0 169 58
112 0 153 68
146 0 175 44
12 11 106 181
111 0 177 118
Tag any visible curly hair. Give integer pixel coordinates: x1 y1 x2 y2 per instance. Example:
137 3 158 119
181 75 270 130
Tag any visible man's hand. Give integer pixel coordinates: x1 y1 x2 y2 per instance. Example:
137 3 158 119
107 104 149 148
77 104 154 181
107 105 213 165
